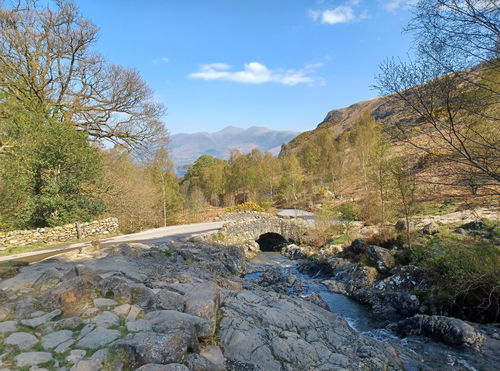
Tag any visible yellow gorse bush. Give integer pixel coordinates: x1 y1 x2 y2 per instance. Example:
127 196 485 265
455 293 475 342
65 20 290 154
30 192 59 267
224 202 265 213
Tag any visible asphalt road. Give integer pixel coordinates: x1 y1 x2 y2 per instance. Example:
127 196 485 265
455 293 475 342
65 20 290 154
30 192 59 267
0 221 224 263
0 209 315 264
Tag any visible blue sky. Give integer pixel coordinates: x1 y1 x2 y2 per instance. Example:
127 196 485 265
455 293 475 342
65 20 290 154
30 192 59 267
75 0 417 134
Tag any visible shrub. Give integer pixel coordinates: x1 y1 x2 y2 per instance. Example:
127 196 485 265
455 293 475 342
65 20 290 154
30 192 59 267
334 202 360 221
416 237 500 323
224 201 265 213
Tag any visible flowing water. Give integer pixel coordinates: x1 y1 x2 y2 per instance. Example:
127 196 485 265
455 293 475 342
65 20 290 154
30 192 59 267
245 252 498 371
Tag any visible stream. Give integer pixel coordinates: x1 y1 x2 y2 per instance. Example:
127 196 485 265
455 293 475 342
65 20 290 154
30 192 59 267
244 252 498 371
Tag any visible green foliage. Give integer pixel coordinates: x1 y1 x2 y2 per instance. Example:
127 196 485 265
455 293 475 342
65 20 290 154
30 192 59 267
334 202 360 221
184 149 283 207
184 155 228 206
330 235 349 245
224 201 265 213
414 233 500 322
0 110 105 229
163 248 172 257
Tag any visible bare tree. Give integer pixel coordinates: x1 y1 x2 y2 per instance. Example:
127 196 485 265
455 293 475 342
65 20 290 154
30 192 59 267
375 0 500 189
0 0 167 149
408 0 499 76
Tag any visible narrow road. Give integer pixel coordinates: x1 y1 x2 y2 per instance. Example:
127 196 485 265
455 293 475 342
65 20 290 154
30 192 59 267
0 221 224 263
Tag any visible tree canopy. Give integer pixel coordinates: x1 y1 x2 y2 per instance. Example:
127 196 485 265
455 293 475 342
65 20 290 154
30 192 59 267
0 0 167 151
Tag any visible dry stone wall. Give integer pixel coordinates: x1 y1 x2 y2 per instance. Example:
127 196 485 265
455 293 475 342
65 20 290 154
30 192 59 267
0 218 119 251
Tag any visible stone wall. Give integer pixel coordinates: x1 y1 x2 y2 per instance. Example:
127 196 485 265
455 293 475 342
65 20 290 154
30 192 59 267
220 216 308 244
217 211 271 222
0 218 119 251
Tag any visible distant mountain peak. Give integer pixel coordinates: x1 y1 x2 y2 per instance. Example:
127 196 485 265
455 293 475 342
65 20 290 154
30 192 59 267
218 125 243 133
170 125 300 175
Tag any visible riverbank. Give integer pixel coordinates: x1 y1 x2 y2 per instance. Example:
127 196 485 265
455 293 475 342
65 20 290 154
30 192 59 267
246 251 500 371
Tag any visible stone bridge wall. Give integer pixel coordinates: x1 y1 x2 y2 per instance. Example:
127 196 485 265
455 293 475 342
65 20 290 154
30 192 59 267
220 215 307 244
0 218 119 251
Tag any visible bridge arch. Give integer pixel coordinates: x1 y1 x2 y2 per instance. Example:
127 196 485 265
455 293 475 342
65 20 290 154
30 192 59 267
219 215 307 258
256 232 289 252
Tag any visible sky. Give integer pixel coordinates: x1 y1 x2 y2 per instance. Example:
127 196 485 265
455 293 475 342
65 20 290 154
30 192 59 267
74 0 418 135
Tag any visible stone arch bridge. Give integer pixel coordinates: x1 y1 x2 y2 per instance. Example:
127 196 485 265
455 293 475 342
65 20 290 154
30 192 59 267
218 215 308 257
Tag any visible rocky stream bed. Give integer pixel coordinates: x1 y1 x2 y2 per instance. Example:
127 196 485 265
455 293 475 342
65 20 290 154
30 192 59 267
0 239 498 370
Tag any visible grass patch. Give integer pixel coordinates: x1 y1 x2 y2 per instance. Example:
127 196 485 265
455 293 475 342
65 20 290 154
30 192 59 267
329 235 350 245
416 199 459 216
53 350 73 369
85 348 101 358
38 360 55 370
32 343 45 352
72 322 87 333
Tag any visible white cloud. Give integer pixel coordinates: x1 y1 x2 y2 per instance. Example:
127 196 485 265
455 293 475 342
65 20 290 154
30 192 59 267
199 63 231 71
382 0 417 12
153 57 170 64
309 2 368 25
188 62 323 86
304 62 325 70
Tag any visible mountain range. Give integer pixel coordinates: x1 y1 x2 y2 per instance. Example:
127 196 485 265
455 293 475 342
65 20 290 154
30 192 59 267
170 126 299 174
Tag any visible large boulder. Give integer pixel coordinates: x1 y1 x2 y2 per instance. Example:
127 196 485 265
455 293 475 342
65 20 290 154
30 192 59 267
145 310 211 339
367 246 395 274
130 285 157 309
114 331 193 368
97 275 133 300
39 269 101 312
353 265 433 321
319 258 378 296
218 289 403 371
252 267 300 295
460 220 487 231
153 289 185 311
422 222 439 235
354 289 421 322
350 238 368 254
281 244 309 260
165 282 220 336
373 265 433 292
393 314 485 350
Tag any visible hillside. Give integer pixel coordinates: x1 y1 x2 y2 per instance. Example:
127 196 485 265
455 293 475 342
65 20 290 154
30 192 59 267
280 95 413 156
171 126 299 174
